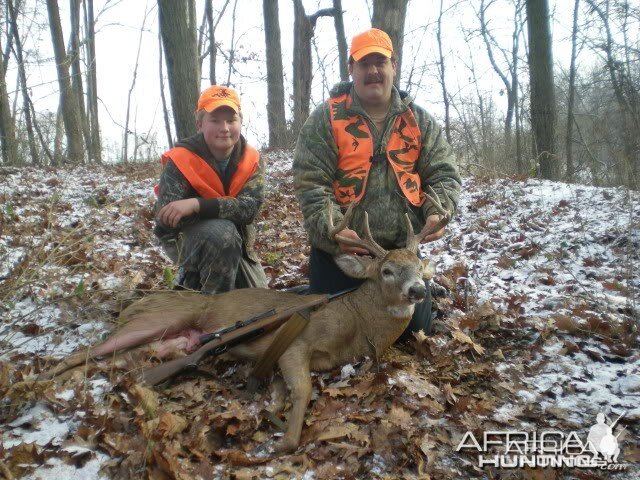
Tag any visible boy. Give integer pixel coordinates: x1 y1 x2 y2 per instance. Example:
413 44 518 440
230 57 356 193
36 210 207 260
155 85 267 293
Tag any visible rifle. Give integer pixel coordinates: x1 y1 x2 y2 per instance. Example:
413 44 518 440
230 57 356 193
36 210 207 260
139 288 356 386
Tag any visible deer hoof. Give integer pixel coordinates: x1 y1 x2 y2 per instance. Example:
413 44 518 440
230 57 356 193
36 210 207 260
273 436 299 454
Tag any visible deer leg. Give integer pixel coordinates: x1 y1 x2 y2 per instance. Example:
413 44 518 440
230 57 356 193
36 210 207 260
41 341 161 382
274 348 312 454
267 376 287 415
39 320 190 380
38 351 92 380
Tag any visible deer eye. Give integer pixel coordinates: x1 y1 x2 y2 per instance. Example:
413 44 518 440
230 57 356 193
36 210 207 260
382 267 393 276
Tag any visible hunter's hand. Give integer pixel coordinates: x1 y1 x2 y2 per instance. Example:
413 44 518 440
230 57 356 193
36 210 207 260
158 198 200 228
421 214 446 243
336 228 370 255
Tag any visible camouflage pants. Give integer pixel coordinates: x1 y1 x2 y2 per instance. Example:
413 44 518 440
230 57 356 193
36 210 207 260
160 219 242 294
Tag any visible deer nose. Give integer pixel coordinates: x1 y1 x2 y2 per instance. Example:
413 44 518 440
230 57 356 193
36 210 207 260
408 283 427 302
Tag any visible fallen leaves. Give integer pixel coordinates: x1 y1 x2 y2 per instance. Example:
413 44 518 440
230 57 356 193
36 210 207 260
442 383 459 405
387 405 413 428
214 449 271 466
130 383 159 418
3 443 45 478
145 412 188 439
2 159 639 479
451 329 485 355
316 422 361 442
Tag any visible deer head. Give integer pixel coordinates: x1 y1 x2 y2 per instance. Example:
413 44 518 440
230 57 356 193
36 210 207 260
327 186 451 313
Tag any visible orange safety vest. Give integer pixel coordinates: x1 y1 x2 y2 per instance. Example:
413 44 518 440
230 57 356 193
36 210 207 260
328 93 425 207
154 145 259 199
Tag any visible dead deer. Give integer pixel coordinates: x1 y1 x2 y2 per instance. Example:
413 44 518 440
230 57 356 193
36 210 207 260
40 191 451 453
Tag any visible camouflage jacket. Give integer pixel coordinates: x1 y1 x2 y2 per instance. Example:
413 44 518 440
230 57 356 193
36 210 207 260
154 133 265 262
293 82 461 256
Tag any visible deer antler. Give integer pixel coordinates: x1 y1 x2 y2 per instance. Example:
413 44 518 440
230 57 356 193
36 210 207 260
327 199 388 258
406 185 452 252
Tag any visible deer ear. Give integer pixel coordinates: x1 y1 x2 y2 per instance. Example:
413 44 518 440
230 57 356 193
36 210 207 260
335 254 377 279
421 258 435 280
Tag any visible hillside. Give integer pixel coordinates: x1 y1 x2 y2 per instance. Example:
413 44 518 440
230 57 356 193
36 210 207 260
0 153 638 479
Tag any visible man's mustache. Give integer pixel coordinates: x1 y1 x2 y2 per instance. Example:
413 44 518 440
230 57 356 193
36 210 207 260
364 75 383 84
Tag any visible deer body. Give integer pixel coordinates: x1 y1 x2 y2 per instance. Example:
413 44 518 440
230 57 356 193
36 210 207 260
42 194 451 454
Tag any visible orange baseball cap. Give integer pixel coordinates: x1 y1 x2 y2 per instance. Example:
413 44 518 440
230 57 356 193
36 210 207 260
196 85 241 113
350 28 393 62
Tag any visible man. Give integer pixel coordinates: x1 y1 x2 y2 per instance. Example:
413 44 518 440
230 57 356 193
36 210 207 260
155 85 268 293
293 28 461 338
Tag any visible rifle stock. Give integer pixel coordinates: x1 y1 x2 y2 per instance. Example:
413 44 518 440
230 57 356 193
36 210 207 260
138 294 330 386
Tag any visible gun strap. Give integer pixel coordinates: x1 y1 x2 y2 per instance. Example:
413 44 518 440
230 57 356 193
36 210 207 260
248 308 311 385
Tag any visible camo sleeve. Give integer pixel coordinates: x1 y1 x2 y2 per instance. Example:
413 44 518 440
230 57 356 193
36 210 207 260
206 156 265 225
413 106 462 219
293 103 343 256
155 160 200 230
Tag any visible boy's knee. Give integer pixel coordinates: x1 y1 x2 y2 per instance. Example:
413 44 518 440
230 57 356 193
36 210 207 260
192 219 242 251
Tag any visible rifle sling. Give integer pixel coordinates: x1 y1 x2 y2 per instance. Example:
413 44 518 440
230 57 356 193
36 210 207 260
249 309 311 384
247 287 358 390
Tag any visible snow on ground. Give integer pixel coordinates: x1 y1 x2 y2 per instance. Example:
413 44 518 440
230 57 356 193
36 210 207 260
430 176 639 431
430 177 637 321
0 154 638 479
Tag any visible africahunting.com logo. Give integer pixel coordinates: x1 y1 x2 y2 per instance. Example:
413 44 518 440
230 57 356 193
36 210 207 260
456 411 629 471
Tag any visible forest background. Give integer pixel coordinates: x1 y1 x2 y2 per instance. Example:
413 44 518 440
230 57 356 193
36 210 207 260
0 0 639 190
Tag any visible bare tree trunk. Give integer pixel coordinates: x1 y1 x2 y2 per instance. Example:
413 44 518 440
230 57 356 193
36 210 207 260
620 0 639 188
70 0 92 162
515 86 523 173
158 28 173 148
436 0 451 144
468 53 490 167
372 0 408 87
585 0 639 189
158 0 199 140
205 0 215 84
332 0 348 82
123 5 152 163
26 94 55 165
226 0 238 86
46 0 85 164
292 1 335 137
3 5 15 69
7 0 38 165
479 0 519 143
525 0 557 179
565 0 579 181
292 0 311 137
84 0 102 163
53 102 64 166
450 95 481 167
0 34 19 165
263 0 288 147
188 0 198 70
512 1 524 174
202 0 230 85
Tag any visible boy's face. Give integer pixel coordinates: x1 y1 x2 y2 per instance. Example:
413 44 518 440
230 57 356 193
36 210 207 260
196 107 241 159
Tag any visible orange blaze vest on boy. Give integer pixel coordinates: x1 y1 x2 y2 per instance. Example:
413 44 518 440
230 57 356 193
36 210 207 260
154 145 259 198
